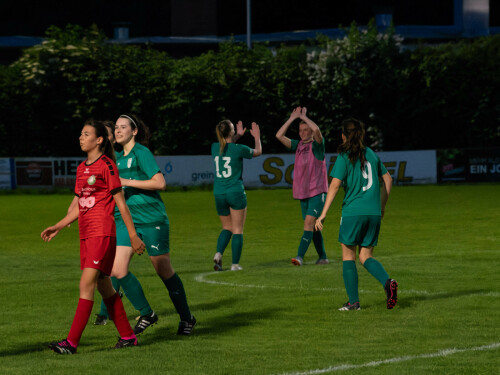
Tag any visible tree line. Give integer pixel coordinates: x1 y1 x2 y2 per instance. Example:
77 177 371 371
0 22 498 157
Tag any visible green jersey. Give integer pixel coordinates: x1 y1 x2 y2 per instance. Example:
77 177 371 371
331 147 388 217
115 143 168 226
211 142 253 194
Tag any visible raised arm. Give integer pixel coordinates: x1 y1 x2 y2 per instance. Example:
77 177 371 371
250 122 262 157
113 190 146 254
380 172 392 219
276 107 301 149
315 178 342 231
300 107 323 144
120 172 166 191
232 120 246 143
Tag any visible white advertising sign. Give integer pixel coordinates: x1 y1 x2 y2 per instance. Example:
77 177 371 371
155 150 437 187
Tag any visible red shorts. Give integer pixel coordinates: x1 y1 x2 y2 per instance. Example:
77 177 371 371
80 236 116 276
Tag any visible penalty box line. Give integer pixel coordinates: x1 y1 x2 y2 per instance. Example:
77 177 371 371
277 342 500 375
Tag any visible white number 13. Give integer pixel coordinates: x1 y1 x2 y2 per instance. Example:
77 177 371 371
362 161 373 191
215 156 232 178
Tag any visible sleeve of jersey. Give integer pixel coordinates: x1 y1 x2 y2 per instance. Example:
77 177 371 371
379 157 388 176
289 139 298 151
138 148 162 178
331 155 347 180
104 161 122 192
239 144 254 159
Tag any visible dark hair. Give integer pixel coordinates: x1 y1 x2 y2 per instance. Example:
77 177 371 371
216 120 233 154
102 120 115 142
84 119 116 164
337 118 366 169
118 113 150 146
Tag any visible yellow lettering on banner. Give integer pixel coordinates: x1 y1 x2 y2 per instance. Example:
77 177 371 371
397 161 413 183
383 161 397 177
260 157 284 185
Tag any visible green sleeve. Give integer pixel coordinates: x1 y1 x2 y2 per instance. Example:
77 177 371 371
331 154 347 180
289 139 299 151
137 147 161 179
312 138 326 160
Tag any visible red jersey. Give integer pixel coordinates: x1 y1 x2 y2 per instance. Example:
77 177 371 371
75 155 122 239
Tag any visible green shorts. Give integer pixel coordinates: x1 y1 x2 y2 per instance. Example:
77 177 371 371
214 191 247 216
300 193 326 219
338 215 381 247
116 219 170 255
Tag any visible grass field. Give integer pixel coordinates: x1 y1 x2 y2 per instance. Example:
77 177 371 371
0 184 499 374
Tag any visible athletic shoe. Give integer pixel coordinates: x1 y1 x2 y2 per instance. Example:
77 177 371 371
338 301 361 311
133 311 158 335
230 264 243 271
114 336 138 349
213 252 223 271
385 279 398 309
48 339 76 354
94 314 108 325
177 316 197 335
315 258 329 265
291 256 303 266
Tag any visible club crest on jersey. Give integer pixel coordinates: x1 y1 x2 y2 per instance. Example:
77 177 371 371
127 158 133 168
87 175 96 185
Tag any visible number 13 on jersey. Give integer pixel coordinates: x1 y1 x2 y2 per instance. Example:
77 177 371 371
214 156 232 178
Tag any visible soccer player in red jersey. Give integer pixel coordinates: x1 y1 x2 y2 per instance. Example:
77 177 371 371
41 119 146 354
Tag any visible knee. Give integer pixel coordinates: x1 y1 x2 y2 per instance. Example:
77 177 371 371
359 255 370 265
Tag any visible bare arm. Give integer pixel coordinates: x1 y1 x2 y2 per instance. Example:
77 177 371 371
276 107 301 149
67 196 79 216
120 172 166 191
315 178 342 231
232 120 246 143
41 203 79 242
300 107 323 144
380 172 392 219
250 122 262 157
113 190 146 254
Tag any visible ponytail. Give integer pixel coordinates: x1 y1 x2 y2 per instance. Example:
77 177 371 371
337 118 366 170
216 120 233 154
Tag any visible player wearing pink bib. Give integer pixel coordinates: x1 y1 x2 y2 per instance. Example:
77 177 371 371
41 120 146 354
276 107 329 266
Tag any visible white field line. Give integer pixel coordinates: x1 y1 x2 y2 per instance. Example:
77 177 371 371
276 342 500 375
194 272 500 297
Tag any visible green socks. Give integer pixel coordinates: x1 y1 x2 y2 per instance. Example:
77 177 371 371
120 272 153 316
297 231 313 258
312 231 327 259
343 261 359 304
99 276 121 318
231 234 243 264
162 273 192 321
217 229 232 254
363 258 390 286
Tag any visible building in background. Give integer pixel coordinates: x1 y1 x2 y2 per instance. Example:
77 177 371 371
0 0 498 62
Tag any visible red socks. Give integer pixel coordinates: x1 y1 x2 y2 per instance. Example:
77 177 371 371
103 292 135 338
67 298 94 347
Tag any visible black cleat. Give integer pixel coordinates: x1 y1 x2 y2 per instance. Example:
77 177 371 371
48 339 76 354
114 336 137 349
385 279 398 309
133 311 158 335
94 314 108 325
338 301 361 311
177 316 196 335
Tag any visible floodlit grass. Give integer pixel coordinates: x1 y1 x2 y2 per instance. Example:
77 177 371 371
0 185 499 374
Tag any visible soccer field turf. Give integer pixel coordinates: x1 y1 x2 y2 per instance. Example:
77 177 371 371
0 184 499 374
